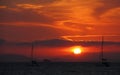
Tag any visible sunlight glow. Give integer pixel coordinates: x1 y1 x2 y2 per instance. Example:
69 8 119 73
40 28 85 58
73 47 82 54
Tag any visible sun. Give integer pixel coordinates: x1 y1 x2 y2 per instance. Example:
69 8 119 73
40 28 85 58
73 47 82 54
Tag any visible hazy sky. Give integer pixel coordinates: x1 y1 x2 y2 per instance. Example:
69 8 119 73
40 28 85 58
0 0 120 42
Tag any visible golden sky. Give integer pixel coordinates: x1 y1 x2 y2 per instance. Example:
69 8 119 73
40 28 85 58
0 0 120 42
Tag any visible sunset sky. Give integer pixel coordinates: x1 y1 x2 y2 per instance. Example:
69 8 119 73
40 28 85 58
0 0 120 42
0 0 120 62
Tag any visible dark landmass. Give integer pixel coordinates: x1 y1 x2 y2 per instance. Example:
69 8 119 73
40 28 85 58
0 54 30 62
1 39 119 47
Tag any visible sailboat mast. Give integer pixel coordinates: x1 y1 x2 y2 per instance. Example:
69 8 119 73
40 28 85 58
101 36 104 61
31 42 34 61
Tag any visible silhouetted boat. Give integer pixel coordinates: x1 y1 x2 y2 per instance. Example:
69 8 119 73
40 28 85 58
31 42 39 66
100 36 110 67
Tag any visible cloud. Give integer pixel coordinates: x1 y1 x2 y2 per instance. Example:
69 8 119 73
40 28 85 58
0 0 120 41
0 0 57 5
0 25 61 42
1 0 120 25
0 8 55 24
100 8 120 23
0 6 7 9
94 0 120 18
45 0 101 24
0 24 81 42
61 35 120 42
16 4 43 9
0 0 120 25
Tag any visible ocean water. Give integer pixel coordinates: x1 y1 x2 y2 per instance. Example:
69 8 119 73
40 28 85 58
0 62 120 75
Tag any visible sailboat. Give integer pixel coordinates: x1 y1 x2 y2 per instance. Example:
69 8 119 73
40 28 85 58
100 36 110 67
31 42 39 66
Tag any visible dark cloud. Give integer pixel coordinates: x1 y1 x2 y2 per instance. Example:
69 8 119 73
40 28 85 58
0 0 57 6
0 8 55 24
94 0 120 17
0 39 6 44
0 25 70 42
34 39 120 47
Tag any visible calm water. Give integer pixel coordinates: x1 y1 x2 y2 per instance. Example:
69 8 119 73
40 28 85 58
0 62 120 75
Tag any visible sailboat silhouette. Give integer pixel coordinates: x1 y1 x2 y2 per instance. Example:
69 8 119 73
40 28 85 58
31 42 39 66
100 36 110 67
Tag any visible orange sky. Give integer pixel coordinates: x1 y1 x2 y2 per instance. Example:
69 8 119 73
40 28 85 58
0 0 120 42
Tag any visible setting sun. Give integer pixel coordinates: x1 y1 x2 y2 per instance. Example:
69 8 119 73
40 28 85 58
73 47 82 54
